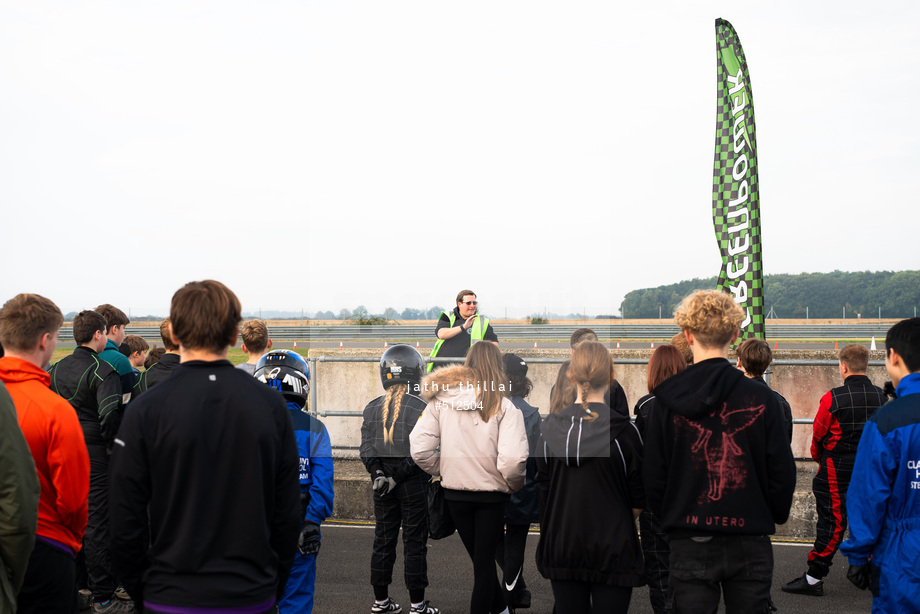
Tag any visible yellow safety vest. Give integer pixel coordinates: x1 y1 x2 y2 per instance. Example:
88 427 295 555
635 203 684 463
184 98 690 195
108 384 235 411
427 311 490 372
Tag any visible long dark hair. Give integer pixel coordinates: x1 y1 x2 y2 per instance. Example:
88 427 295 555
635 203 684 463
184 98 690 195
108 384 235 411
549 360 574 414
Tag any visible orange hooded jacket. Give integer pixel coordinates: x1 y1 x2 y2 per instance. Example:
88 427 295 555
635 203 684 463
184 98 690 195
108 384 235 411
0 356 89 554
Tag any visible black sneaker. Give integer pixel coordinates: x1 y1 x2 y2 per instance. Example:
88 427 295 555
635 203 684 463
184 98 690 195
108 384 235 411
78 589 93 611
512 588 531 609
781 574 824 596
371 600 402 614
410 601 439 614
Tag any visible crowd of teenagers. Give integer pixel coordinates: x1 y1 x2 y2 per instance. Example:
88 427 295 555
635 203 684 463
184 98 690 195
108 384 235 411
1 284 919 614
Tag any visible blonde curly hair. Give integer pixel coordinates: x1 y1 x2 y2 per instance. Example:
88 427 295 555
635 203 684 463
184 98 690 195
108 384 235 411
674 290 744 348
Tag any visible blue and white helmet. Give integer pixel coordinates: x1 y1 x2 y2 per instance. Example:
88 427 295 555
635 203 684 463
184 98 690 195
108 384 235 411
254 350 310 408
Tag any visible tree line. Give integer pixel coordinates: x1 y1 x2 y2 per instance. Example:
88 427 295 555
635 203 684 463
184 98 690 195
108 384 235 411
619 270 920 319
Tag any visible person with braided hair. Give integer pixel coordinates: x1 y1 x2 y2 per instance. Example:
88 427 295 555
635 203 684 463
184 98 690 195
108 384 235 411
536 341 645 614
361 345 440 614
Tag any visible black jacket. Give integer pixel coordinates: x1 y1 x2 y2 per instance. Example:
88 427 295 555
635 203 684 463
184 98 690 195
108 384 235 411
132 352 181 399
505 396 542 525
643 358 796 537
360 388 427 482
109 360 301 609
536 402 645 586
48 346 123 446
752 375 794 443
634 392 657 437
550 380 630 417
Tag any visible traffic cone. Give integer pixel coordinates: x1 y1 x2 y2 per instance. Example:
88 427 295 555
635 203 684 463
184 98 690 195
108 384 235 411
384 341 388 349
339 341 343 349
650 342 654 349
416 341 420 349
293 341 297 350
774 341 778 350
834 341 838 350
534 341 538 349
871 337 877 350
616 341 620 349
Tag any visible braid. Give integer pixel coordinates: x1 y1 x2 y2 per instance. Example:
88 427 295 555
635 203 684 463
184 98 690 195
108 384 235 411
580 381 598 421
385 385 406 445
382 386 395 445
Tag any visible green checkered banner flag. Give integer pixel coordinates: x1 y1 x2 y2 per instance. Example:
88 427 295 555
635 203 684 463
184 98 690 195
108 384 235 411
713 18 764 340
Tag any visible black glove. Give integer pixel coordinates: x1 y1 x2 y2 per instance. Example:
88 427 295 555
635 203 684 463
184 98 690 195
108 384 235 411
847 564 871 590
373 471 391 495
297 521 321 555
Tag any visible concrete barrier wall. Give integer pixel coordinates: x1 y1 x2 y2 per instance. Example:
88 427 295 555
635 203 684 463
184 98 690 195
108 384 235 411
311 348 889 459
311 347 889 540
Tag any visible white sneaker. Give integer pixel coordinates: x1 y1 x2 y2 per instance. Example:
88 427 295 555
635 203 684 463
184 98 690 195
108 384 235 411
371 599 402 614
410 601 440 614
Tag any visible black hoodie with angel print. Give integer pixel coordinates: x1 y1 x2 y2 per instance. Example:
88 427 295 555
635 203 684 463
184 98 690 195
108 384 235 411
643 357 796 537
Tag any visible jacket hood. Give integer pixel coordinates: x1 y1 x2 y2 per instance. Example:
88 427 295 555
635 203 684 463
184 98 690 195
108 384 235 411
541 403 624 467
654 357 745 419
420 365 477 401
0 356 51 387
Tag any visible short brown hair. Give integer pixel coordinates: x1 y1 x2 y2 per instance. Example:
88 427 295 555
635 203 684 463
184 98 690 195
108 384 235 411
674 290 744 348
73 310 107 345
240 319 270 353
124 334 149 354
456 289 476 304
0 294 64 352
159 318 179 351
647 345 686 392
736 338 772 378
839 344 869 373
170 280 241 353
570 328 598 348
94 304 130 330
145 347 166 369
670 332 694 365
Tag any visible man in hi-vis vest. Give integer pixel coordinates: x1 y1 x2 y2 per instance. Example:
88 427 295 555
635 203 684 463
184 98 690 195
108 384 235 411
427 289 498 372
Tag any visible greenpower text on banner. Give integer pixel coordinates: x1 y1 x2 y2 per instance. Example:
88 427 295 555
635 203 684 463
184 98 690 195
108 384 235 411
712 18 764 340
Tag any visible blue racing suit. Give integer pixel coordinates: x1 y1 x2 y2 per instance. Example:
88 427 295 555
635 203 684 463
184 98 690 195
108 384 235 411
279 402 334 614
841 372 920 613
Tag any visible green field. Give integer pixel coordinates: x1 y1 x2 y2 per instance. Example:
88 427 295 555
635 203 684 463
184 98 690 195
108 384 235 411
47 347 310 370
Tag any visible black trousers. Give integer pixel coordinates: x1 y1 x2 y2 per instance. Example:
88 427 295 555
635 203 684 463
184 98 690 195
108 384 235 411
447 499 506 614
808 454 855 579
18 540 78 614
638 509 670 614
495 523 529 607
371 473 430 592
669 535 773 614
86 443 116 601
550 580 632 614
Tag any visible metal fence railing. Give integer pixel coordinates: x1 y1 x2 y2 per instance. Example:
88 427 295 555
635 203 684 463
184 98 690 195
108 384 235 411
59 323 894 342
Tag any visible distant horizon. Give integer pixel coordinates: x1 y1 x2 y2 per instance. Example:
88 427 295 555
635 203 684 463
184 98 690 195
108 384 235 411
48 267 919 321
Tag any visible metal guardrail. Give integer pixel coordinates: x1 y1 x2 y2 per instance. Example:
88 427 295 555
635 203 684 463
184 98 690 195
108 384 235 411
56 323 891 342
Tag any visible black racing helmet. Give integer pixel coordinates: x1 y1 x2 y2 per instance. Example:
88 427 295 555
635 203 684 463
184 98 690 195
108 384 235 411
379 344 425 391
255 350 310 408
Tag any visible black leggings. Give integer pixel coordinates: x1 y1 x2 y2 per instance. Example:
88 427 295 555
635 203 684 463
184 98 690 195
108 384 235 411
447 499 507 614
551 580 632 614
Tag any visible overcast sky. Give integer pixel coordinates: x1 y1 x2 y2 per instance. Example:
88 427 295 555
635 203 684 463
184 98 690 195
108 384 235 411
1 0 917 318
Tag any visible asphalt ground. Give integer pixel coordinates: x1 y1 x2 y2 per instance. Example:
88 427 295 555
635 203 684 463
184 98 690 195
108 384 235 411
315 523 873 614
